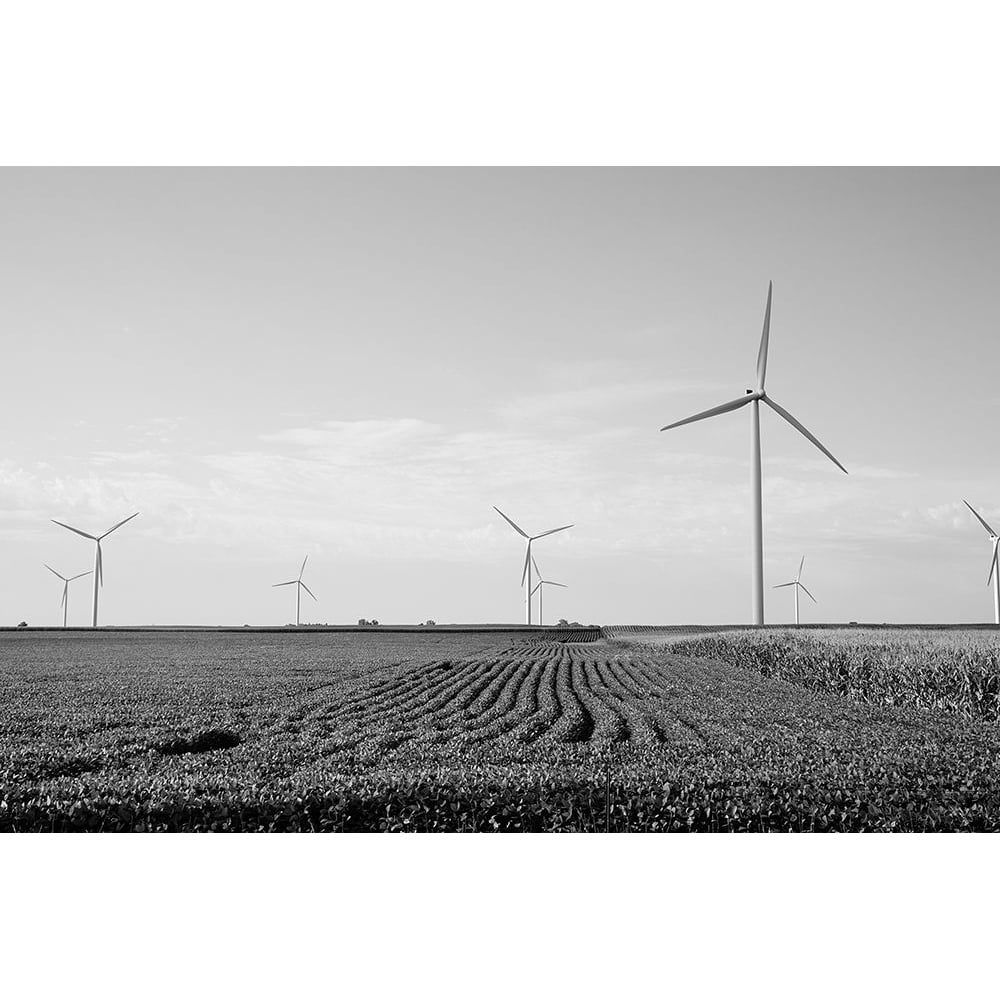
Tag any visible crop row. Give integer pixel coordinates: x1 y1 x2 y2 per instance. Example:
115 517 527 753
520 629 602 644
287 643 679 754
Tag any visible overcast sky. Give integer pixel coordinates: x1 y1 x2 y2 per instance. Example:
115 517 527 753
2 167 998 625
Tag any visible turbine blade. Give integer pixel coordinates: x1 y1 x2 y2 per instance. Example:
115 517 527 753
69 571 93 581
99 511 140 539
520 545 531 587
660 394 753 433
299 555 308 580
60 586 67 608
773 582 796 589
44 563 67 581
530 582 542 596
51 520 97 541
300 582 317 601
533 523 573 540
756 280 772 392
798 582 818 603
493 506 528 538
763 396 848 474
798 555 805 581
547 581 568 588
963 499 997 537
531 553 541 578
97 543 103 587
273 581 297 587
989 538 1000 586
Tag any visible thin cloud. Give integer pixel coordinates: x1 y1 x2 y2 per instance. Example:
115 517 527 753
494 375 725 425
260 418 441 454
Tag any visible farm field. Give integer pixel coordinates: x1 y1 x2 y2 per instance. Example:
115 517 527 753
3 628 1000 832
666 628 1000 722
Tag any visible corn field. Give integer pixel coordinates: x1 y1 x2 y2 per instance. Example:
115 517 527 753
670 628 1000 722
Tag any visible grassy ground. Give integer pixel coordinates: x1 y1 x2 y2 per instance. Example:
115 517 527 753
2 629 998 831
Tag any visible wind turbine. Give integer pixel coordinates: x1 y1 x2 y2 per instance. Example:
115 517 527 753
493 507 573 624
529 565 568 627
772 555 816 626
51 513 140 627
660 282 847 625
962 499 1000 625
273 556 316 626
43 565 92 628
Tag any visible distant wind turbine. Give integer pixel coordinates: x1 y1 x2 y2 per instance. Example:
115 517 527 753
51 513 140 627
963 499 1000 625
273 556 316 626
772 555 816 626
43 565 92 628
660 282 847 625
493 507 573 624
529 563 568 627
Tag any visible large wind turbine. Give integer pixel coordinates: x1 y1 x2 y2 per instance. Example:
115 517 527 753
43 565 92 628
273 556 316 626
963 499 1000 625
51 513 140 627
772 555 816 626
493 507 573 624
660 282 847 625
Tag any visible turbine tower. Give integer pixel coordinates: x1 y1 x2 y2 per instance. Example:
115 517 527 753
963 499 1000 625
660 282 847 625
43 565 92 628
273 556 316 626
772 555 816 626
530 570 568 626
493 507 573 624
51 513 140 627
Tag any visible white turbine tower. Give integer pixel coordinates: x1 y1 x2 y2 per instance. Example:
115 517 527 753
51 513 140 627
530 564 568 627
273 556 316 626
660 282 847 625
963 499 1000 625
772 555 816 626
493 507 573 624
44 565 92 628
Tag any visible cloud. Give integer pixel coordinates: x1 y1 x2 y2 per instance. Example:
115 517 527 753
494 375 725 426
124 416 183 442
260 418 441 455
91 450 172 467
3 393 951 569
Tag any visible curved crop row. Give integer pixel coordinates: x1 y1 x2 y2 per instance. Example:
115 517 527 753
310 645 683 749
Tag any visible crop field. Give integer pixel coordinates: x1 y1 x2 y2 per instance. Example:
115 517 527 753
3 628 1000 832
668 628 1000 722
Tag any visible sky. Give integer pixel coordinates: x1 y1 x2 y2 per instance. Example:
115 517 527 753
1 167 999 626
